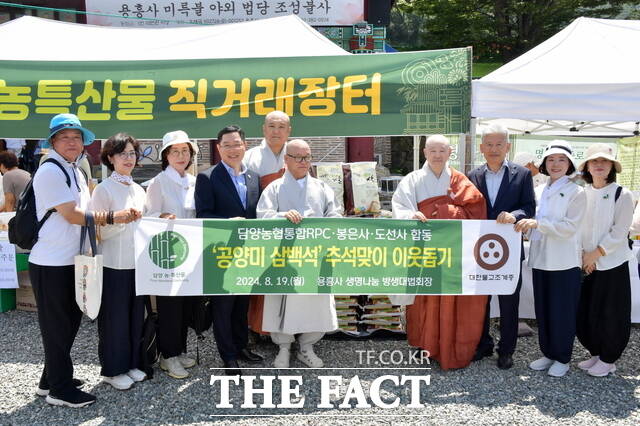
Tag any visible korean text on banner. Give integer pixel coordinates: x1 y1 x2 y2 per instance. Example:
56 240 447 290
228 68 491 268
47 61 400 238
0 48 471 138
134 217 521 296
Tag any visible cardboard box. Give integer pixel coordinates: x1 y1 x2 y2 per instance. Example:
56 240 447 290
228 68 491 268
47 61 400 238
0 288 16 312
16 286 37 312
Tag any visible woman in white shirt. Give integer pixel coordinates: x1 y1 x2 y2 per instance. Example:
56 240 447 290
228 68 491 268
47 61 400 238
90 133 146 390
515 140 586 377
574 144 634 377
144 130 198 380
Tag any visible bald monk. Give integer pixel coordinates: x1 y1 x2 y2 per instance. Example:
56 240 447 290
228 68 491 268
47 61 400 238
392 134 488 370
243 111 292 334
257 139 340 368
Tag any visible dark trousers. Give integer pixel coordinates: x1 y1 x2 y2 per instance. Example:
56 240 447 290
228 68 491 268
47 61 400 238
210 295 250 362
157 296 192 358
532 267 582 364
576 262 631 363
477 273 522 356
98 268 145 377
29 263 82 397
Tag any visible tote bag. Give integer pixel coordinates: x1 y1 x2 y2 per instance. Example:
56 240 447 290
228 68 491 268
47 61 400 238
74 213 103 320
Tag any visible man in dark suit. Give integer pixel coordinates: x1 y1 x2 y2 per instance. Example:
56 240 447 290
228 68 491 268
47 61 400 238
195 125 264 375
467 123 536 369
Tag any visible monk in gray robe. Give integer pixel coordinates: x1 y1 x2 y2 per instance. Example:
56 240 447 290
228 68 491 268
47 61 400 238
257 139 341 368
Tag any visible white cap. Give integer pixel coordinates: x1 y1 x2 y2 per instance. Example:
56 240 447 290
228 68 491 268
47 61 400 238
160 130 199 156
540 140 577 174
579 143 621 173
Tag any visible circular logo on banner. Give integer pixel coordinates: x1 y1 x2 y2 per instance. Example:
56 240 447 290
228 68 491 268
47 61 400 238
473 233 509 271
149 231 189 269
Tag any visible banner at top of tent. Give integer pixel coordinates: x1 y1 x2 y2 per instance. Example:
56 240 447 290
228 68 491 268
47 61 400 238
0 48 471 139
86 0 365 27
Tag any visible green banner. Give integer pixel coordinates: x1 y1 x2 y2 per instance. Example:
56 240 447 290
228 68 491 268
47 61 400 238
135 217 522 295
0 48 471 139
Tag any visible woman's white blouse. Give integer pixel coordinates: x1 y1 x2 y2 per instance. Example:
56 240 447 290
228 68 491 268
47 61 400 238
89 178 146 270
580 183 634 271
144 168 196 219
528 180 586 271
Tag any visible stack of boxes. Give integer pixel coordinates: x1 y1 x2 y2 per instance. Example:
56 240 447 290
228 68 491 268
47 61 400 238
360 295 404 333
332 295 405 337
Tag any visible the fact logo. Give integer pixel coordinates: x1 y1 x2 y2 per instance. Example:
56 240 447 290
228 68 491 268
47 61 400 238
473 233 509 270
210 375 431 409
148 231 189 269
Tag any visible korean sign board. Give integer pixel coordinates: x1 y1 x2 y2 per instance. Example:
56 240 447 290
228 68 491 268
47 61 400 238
0 48 471 139
85 1 365 27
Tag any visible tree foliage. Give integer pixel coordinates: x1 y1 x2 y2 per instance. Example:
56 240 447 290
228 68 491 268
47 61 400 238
394 0 629 61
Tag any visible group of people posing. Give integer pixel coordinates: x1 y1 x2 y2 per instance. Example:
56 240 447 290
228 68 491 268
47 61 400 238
26 112 636 409
394 125 635 382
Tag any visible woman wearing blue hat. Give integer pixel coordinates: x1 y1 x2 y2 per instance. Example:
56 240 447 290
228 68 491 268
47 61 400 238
515 140 586 378
29 114 140 407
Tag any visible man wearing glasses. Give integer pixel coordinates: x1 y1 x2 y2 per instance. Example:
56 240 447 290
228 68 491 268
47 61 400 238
257 139 341 369
194 125 264 375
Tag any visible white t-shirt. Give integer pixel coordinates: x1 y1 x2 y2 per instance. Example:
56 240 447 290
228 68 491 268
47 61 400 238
29 150 90 266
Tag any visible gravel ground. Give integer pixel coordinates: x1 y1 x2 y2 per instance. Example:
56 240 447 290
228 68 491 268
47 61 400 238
1 310 639 425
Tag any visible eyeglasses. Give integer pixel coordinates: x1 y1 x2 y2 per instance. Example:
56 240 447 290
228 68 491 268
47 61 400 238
219 143 245 150
286 154 312 163
168 149 191 157
116 151 137 160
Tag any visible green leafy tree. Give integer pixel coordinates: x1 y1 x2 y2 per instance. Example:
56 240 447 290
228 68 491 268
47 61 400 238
394 0 628 61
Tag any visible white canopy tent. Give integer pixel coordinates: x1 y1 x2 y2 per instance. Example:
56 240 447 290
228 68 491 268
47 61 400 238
472 17 640 136
0 14 349 60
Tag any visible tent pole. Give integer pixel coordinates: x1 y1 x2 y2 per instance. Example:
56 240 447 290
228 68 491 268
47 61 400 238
413 135 420 171
458 132 467 174
469 118 478 172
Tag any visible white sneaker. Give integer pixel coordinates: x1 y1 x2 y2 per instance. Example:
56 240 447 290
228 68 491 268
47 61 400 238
274 347 290 368
529 356 554 371
577 356 599 371
297 346 323 368
587 360 616 377
102 374 134 390
178 354 196 369
127 368 146 382
548 361 570 377
160 356 189 379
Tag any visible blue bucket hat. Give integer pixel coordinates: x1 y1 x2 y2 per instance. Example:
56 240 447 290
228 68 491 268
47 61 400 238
44 113 96 148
